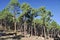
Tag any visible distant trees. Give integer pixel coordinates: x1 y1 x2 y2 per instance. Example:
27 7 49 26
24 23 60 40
38 7 53 38
0 8 13 31
49 20 60 38
0 0 60 39
7 0 20 32
18 3 38 36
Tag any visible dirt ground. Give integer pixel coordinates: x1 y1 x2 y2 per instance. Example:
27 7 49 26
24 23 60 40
21 36 54 40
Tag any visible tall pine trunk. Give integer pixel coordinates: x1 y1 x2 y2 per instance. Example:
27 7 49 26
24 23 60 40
34 21 36 36
5 20 7 31
30 25 32 36
24 21 27 36
23 16 27 36
43 18 46 40
13 10 16 32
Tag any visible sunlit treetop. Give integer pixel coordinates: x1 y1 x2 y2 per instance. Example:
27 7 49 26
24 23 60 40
0 8 13 22
7 0 20 11
9 0 20 6
21 3 31 11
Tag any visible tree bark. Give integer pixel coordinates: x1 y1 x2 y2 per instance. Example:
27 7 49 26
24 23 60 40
24 21 27 36
13 10 16 32
5 20 7 31
30 25 32 36
34 22 36 36
43 18 46 40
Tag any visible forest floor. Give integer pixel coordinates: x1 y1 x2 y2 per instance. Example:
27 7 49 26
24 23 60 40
21 36 54 40
0 34 54 40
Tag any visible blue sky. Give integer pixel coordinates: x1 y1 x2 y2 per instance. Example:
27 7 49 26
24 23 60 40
0 0 60 25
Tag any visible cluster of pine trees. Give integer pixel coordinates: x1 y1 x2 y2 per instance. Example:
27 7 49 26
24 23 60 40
0 0 60 39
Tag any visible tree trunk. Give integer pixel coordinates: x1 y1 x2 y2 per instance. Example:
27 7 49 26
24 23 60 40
20 24 22 32
28 25 30 36
13 16 16 32
44 26 46 40
5 20 7 31
34 22 36 36
24 21 27 36
13 10 16 32
14 22 16 32
43 18 46 40
30 25 32 36
42 26 43 37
